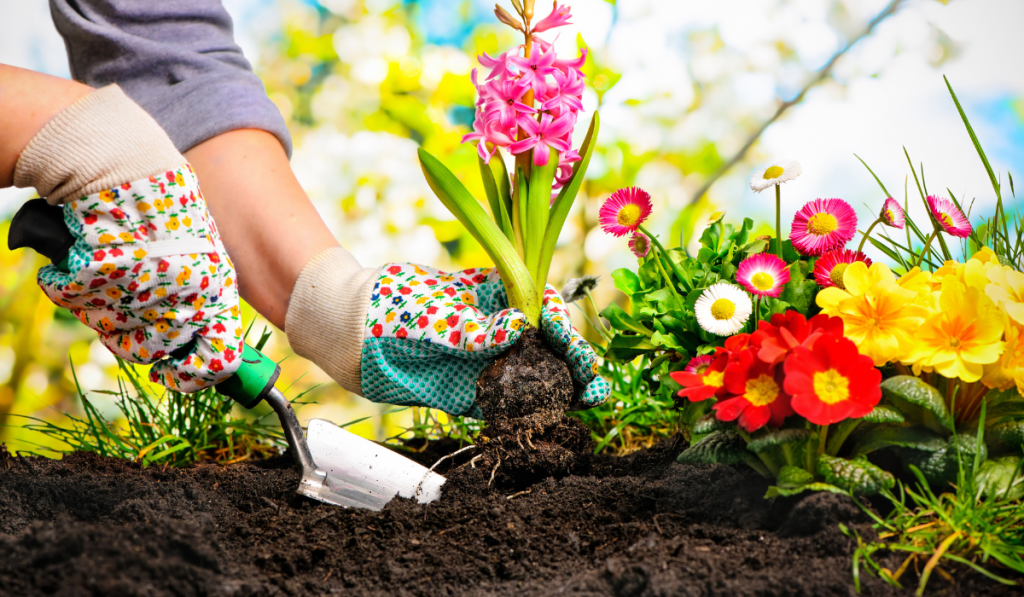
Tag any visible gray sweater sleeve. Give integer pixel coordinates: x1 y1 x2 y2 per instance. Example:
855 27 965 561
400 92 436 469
49 0 292 157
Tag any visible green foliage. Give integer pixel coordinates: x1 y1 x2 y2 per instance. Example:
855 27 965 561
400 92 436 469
816 454 894 495
880 375 953 432
676 429 749 466
13 358 293 467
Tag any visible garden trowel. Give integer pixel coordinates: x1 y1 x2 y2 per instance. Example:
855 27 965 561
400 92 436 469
8 198 445 511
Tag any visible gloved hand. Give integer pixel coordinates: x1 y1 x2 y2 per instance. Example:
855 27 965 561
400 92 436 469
15 85 243 393
358 263 610 417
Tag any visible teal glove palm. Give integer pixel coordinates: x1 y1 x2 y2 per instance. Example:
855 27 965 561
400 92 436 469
359 263 609 417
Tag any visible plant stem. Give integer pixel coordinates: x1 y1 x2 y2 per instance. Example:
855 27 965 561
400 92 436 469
639 225 691 292
915 229 938 269
856 217 883 255
583 289 613 340
775 184 783 258
817 424 829 457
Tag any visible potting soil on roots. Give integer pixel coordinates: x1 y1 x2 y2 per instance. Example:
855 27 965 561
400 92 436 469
0 438 1014 597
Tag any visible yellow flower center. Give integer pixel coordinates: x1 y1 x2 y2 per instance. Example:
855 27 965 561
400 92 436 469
830 263 849 289
884 208 894 222
744 374 779 406
939 212 954 228
763 166 784 180
751 272 775 291
949 337 961 349
704 369 725 388
813 369 850 404
710 298 736 321
807 213 838 236
617 204 642 227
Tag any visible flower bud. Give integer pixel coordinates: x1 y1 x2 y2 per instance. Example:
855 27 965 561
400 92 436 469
494 5 525 32
511 0 524 16
524 0 535 21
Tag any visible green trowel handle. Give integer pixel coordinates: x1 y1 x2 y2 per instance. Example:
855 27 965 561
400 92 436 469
215 344 281 409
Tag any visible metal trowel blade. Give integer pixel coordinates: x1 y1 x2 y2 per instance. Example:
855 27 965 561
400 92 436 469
298 418 445 511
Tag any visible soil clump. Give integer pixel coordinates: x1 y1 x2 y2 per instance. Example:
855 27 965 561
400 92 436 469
1 438 1019 596
475 328 592 487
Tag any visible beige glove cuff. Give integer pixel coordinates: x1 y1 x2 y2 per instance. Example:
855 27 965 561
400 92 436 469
13 85 185 205
285 247 380 394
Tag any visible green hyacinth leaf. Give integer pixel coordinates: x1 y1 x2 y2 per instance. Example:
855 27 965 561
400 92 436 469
677 430 749 466
816 454 895 496
860 405 906 425
746 428 815 454
880 375 953 431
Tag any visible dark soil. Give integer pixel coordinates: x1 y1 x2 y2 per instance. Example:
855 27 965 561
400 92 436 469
0 438 1018 597
476 328 592 487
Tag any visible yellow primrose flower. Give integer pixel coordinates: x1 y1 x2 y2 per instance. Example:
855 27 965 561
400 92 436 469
982 321 1024 391
903 278 1005 383
973 246 998 264
817 262 928 366
985 264 1024 325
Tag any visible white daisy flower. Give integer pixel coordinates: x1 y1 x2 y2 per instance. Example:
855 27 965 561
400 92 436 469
694 283 753 336
749 160 801 193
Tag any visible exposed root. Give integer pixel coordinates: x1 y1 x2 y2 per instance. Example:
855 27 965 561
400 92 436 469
488 455 502 488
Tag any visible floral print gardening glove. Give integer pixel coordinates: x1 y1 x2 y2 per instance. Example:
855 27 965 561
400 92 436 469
36 165 244 393
360 263 610 417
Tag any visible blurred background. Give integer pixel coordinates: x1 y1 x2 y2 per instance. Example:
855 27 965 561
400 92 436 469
1 0 1022 451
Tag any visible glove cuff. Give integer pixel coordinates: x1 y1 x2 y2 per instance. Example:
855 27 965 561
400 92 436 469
13 85 185 205
285 247 379 394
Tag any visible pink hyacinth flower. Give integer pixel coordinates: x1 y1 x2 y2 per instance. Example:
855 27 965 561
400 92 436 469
508 44 558 96
789 198 858 256
478 51 512 81
812 249 872 290
927 195 972 237
542 68 585 116
598 187 653 237
509 112 574 166
554 149 581 187
483 78 536 128
880 197 906 229
736 253 791 298
531 2 573 33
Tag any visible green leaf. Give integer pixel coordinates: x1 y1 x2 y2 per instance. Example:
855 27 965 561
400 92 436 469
538 111 599 286
945 432 986 471
611 268 642 295
975 456 1024 501
861 405 906 425
600 304 653 337
816 455 894 496
880 375 952 431
850 424 946 456
525 147 557 282
985 399 1024 421
989 420 1024 448
853 154 892 199
691 413 729 439
747 428 814 454
602 333 658 362
776 465 815 488
677 430 750 466
765 482 847 499
944 76 1001 203
478 154 514 242
418 148 539 323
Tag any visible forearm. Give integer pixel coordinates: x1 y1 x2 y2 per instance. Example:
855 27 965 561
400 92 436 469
0 64 92 188
183 129 339 329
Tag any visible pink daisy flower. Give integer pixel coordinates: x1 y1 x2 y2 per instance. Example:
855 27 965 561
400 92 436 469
927 195 972 238
684 354 715 375
736 253 791 298
599 187 653 237
880 197 905 229
789 198 857 256
812 249 873 290
628 231 651 259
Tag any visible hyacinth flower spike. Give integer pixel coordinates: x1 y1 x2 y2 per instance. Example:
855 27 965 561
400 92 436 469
531 1 573 33
510 112 573 166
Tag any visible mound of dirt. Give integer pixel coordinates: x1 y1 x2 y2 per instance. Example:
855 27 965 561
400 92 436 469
0 439 1016 596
